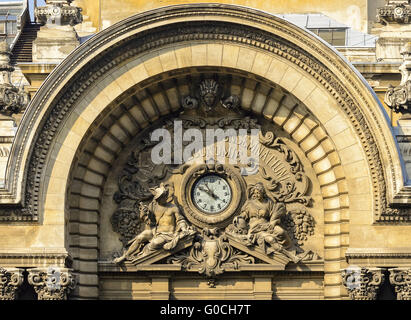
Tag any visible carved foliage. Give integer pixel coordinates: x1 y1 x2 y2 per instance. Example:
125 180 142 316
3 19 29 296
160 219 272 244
167 228 254 277
28 267 76 300
0 267 23 300
257 131 315 248
342 267 385 300
389 268 411 300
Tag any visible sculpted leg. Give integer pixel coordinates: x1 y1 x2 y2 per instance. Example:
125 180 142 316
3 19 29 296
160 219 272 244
114 230 153 263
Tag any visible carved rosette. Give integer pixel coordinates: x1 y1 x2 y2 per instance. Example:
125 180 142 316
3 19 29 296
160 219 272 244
35 0 82 26
0 267 23 300
28 267 76 300
342 266 385 300
389 268 411 300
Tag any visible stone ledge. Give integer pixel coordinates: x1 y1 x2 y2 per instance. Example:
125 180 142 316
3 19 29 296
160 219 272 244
0 248 71 267
346 247 411 267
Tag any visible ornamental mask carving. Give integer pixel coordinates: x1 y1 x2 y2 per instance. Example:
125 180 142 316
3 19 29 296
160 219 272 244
111 78 319 277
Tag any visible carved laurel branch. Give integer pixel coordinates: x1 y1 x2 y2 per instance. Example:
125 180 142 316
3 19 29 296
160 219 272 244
180 116 258 130
167 228 254 277
17 20 391 222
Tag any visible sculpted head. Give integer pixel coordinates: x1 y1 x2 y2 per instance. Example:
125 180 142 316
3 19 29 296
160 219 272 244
199 79 219 108
150 183 170 204
249 182 266 201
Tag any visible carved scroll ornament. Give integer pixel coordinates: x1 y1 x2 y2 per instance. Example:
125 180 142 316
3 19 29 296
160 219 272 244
342 266 385 300
389 268 411 300
28 267 76 300
0 267 23 300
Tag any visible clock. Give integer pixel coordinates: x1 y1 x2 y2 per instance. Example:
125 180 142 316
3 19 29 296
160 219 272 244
192 175 232 214
181 163 246 228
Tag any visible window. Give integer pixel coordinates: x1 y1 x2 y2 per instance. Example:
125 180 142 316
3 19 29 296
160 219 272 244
0 22 5 34
309 28 346 46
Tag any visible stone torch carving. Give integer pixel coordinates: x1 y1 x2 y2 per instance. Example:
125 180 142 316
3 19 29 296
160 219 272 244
389 268 411 300
28 267 76 300
342 266 385 300
35 0 82 26
0 41 29 116
0 267 24 300
385 42 411 118
377 1 411 25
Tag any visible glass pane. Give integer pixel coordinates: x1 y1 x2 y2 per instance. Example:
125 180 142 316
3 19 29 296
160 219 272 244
318 30 332 43
333 30 346 40
332 38 345 46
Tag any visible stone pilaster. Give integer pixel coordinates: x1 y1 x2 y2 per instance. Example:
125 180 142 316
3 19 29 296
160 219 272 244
28 267 76 300
0 267 24 300
342 266 385 300
389 268 411 300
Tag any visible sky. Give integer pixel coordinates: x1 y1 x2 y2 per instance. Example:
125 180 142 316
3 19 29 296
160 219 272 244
28 0 46 21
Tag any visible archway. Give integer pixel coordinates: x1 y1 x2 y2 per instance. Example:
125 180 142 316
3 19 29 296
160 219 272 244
1 4 404 299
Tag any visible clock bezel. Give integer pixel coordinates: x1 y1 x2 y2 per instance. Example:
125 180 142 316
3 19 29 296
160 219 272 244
181 163 246 228
191 174 233 215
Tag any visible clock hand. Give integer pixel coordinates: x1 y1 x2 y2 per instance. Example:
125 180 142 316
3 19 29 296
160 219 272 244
206 183 221 200
200 185 218 200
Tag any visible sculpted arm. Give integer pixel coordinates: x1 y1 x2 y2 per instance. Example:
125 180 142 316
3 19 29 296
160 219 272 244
269 202 286 227
174 207 189 232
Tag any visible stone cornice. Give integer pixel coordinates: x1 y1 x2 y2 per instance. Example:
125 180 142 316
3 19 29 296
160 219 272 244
0 4 403 223
346 248 411 266
0 248 71 267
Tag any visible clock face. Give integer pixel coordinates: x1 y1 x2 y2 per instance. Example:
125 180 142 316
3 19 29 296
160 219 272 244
192 175 232 214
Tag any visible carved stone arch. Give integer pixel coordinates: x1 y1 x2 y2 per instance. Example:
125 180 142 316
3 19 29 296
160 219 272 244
0 4 405 300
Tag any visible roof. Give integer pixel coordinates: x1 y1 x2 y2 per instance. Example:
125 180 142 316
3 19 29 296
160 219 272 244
278 13 378 47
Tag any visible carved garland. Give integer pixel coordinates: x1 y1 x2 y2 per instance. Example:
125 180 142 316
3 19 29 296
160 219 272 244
2 17 395 221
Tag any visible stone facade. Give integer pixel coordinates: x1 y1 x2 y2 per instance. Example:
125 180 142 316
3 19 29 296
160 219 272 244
0 1 411 300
